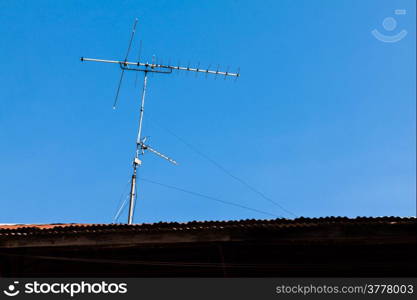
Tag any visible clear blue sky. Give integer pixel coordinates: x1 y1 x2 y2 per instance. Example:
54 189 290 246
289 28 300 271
0 0 415 224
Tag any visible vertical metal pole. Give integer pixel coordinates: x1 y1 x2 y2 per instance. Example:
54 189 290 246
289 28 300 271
127 168 137 224
128 72 148 224
136 72 148 145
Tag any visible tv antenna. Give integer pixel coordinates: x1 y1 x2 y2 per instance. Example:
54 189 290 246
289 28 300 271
81 18 240 224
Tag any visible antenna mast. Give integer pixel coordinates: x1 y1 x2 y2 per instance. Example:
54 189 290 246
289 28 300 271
81 19 239 224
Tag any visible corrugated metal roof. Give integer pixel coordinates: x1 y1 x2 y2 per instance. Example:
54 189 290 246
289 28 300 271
0 216 414 236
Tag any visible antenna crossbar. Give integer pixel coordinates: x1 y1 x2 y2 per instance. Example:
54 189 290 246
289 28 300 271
81 57 240 77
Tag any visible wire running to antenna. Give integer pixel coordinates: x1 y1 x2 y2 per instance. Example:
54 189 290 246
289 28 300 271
148 118 298 218
139 177 281 218
113 179 132 223
114 194 130 223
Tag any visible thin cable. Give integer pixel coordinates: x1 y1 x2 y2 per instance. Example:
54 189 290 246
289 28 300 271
113 194 130 223
148 119 298 218
139 177 280 218
113 179 131 223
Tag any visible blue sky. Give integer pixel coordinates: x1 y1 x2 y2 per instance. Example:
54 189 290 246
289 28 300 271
0 0 415 224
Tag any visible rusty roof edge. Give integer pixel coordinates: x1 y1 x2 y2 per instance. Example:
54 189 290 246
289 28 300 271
0 216 415 235
0 217 415 249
